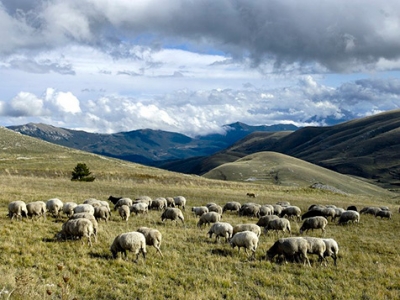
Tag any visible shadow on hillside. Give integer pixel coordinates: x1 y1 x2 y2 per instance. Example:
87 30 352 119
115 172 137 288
211 248 231 257
89 252 111 260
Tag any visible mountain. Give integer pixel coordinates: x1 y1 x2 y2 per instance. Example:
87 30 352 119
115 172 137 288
6 122 297 166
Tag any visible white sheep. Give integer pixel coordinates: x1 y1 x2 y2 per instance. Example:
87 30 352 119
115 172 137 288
232 224 261 237
256 215 279 227
161 208 185 225
238 203 260 218
62 202 78 217
118 205 130 222
165 197 175 207
110 232 147 262
272 204 283 216
300 217 328 235
46 198 63 218
338 211 360 225
197 212 221 228
222 202 241 213
57 218 96 247
26 201 46 221
135 196 152 207
260 205 274 216
267 237 311 266
73 204 95 216
173 196 187 210
136 227 163 257
192 206 209 217
207 204 223 215
280 206 301 221
150 198 167 210
322 238 339 266
265 218 291 236
94 206 111 223
229 231 259 260
130 202 148 215
114 198 133 210
207 222 233 242
302 237 327 266
69 212 99 237
8 201 28 221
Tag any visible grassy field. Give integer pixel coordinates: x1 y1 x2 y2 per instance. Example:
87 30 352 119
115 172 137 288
1 128 400 299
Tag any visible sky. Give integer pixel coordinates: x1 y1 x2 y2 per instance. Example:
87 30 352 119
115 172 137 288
1 0 400 137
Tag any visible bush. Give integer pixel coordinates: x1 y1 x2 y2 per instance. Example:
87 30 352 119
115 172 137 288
71 163 95 182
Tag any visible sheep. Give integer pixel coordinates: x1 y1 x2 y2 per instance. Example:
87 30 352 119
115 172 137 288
136 227 163 257
110 232 147 262
338 210 360 225
26 201 46 221
266 237 310 266
69 212 99 237
360 206 382 216
208 204 223 215
161 208 185 224
62 202 78 217
232 224 261 237
280 206 301 221
150 197 168 210
230 231 259 259
191 206 209 217
222 202 241 213
197 212 221 228
114 198 133 210
256 215 279 227
265 218 291 236
272 204 283 216
108 195 123 205
238 203 260 218
130 202 149 215
302 237 327 265
94 206 111 223
347 205 358 212
276 201 291 207
208 222 233 243
73 204 95 216
333 208 345 221
300 217 328 235
301 209 325 220
375 210 392 219
259 205 273 216
205 203 218 208
83 198 101 206
118 205 130 222
8 201 28 221
322 238 339 266
173 196 186 210
135 196 152 207
46 198 63 218
57 218 96 247
165 197 175 207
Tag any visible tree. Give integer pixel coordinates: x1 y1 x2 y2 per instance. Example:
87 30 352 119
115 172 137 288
71 163 95 182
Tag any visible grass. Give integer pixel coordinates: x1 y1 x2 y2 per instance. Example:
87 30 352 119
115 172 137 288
1 127 400 299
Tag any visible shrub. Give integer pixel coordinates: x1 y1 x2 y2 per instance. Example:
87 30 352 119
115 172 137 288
71 163 95 182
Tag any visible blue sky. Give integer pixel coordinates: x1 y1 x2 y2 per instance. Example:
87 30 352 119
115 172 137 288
0 0 400 136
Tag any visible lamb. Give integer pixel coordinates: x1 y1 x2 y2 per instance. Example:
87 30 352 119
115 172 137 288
197 212 221 228
114 198 133 210
264 218 291 236
62 202 78 217
232 224 261 237
26 201 46 221
222 202 241 213
300 217 328 235
161 208 185 224
69 212 99 237
118 205 130 222
8 201 28 221
280 206 301 221
338 210 360 225
136 227 163 257
130 202 148 215
46 198 63 218
302 237 327 265
229 231 259 259
322 238 339 266
191 206 209 217
110 232 147 262
266 237 310 266
94 206 111 223
173 196 187 210
57 218 96 247
208 222 233 242
375 210 392 219
73 204 95 216
207 204 223 215
150 198 168 210
256 215 279 227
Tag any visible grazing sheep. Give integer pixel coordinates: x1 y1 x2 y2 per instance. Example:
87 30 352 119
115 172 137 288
173 196 187 210
8 201 28 221
118 205 130 222
246 193 256 198
26 201 47 221
347 205 358 212
136 227 163 257
197 212 221 228
266 237 310 266
302 237 327 265
222 202 241 213
300 217 328 235
259 205 273 216
46 198 63 218
208 204 223 215
272 204 283 216
301 209 325 220
338 210 360 225
130 202 149 215
150 198 168 210
238 203 260 218
208 222 233 243
69 213 99 237
276 201 291 207
322 238 339 266
108 195 123 205
83 198 100 206
333 208 345 221
280 206 301 221
375 210 392 219
205 203 218 208
110 232 147 262
165 197 175 207
230 231 259 259
135 196 152 207
191 206 209 217
114 198 133 210
94 206 111 223
62 202 78 217
57 218 96 247
73 204 95 216
265 218 291 236
256 215 279 227
360 206 382 216
161 208 185 224
232 224 261 237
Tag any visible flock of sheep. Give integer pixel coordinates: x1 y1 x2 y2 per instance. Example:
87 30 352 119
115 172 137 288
6 196 394 265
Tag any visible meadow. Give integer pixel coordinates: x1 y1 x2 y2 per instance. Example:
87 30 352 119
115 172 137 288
1 128 400 299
